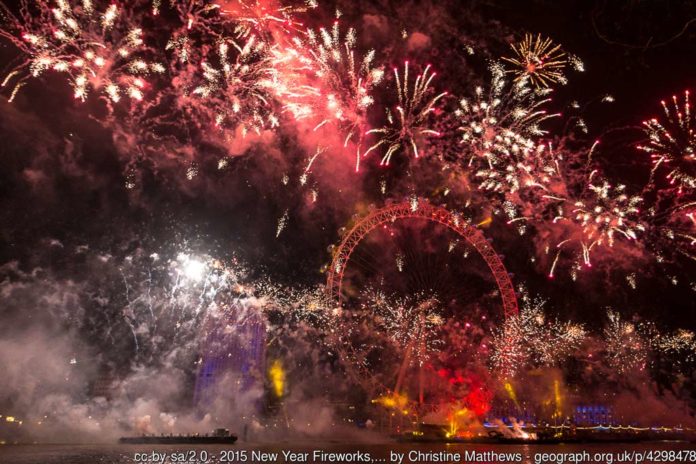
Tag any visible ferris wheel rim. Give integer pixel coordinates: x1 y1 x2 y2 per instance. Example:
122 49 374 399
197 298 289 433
326 199 519 319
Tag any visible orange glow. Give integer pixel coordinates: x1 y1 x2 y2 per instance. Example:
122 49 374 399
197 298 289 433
269 360 285 397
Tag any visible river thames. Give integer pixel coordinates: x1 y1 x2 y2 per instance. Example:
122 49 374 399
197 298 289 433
1 442 695 464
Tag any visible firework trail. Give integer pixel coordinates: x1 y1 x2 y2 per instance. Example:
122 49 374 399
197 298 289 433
644 200 696 262
276 208 289 237
364 62 447 166
0 0 164 103
94 245 254 359
166 0 223 39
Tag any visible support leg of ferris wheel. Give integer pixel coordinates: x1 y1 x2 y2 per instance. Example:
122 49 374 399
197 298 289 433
418 360 424 406
419 341 425 406
394 340 413 398
417 311 426 406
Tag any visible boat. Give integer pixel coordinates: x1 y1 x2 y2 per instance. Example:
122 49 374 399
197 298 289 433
119 428 238 444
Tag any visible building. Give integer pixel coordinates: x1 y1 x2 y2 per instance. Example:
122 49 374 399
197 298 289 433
193 308 267 407
573 405 615 426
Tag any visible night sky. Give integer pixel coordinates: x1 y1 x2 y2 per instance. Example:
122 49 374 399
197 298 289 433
0 0 695 440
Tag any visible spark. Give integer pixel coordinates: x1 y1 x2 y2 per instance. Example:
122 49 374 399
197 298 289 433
276 209 289 237
186 164 199 179
626 273 637 289
395 252 404 272
409 194 419 212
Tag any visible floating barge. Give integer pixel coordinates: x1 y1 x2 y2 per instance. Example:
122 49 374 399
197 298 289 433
119 428 237 445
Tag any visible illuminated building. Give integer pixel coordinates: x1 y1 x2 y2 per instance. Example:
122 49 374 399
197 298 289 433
193 308 267 407
573 405 615 425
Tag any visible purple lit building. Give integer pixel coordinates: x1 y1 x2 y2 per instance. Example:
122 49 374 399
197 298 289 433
193 308 267 407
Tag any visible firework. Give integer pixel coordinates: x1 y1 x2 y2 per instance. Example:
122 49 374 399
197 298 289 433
638 91 696 193
0 0 163 103
286 285 337 321
571 179 644 246
167 0 223 34
458 62 556 167
113 246 253 354
491 292 586 377
188 36 279 136
636 92 696 261
644 200 696 261
502 34 568 89
471 139 567 198
464 138 568 241
245 280 340 349
325 286 450 396
215 0 318 39
639 322 696 371
652 328 696 368
276 208 289 237
490 317 527 378
363 288 445 363
603 310 647 374
364 62 446 165
452 62 568 231
548 175 646 277
266 17 384 171
163 0 228 67
301 19 384 171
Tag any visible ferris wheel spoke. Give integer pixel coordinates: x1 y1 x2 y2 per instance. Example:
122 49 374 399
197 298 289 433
325 199 519 397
